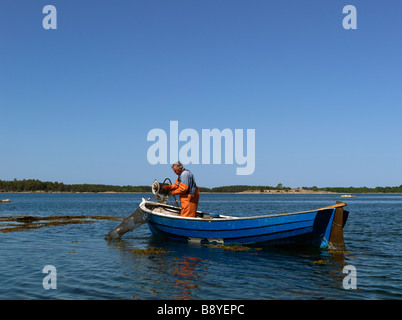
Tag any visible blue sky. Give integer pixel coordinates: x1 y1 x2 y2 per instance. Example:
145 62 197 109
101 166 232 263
1 0 401 188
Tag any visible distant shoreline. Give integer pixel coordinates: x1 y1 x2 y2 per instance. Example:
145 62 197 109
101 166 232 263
2 179 402 194
237 188 335 194
1 189 401 195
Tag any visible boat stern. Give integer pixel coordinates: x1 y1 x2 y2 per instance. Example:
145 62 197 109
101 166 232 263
317 201 348 249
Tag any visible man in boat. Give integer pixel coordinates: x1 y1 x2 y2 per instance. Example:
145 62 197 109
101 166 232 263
162 161 200 217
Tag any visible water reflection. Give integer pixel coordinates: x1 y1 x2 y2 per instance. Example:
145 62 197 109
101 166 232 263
107 239 207 299
310 248 358 294
170 256 205 300
107 236 362 299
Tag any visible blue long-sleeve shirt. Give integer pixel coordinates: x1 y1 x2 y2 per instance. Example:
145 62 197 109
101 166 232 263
178 170 197 195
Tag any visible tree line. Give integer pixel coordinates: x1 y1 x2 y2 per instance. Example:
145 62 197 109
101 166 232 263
0 179 151 193
1 179 402 193
315 186 402 194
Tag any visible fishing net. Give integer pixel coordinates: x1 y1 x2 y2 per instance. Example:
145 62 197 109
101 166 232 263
105 178 178 240
104 207 146 240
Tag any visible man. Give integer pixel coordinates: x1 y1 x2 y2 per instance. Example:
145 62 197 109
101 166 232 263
163 161 200 217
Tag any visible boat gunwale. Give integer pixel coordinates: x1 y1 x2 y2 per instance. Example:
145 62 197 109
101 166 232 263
139 200 346 222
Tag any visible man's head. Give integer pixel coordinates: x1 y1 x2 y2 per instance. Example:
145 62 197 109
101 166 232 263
172 161 184 176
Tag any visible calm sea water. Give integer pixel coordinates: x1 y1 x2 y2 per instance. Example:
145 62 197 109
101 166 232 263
1 193 401 300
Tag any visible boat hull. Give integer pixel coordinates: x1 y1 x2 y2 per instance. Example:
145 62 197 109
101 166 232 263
139 200 348 248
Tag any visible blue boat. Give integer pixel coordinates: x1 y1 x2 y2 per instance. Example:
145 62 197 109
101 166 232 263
138 199 349 249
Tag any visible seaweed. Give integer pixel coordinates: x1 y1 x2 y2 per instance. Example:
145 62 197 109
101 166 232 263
202 244 262 254
128 247 173 255
0 215 120 233
312 259 333 265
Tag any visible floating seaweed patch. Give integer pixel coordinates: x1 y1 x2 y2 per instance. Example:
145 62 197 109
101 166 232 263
0 215 120 233
128 247 173 255
203 244 250 251
328 249 352 255
203 244 262 254
312 259 333 265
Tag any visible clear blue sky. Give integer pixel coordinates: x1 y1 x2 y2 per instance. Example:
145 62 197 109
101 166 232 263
1 0 401 188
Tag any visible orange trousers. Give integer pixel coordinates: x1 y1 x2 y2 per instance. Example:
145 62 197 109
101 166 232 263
178 187 200 217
